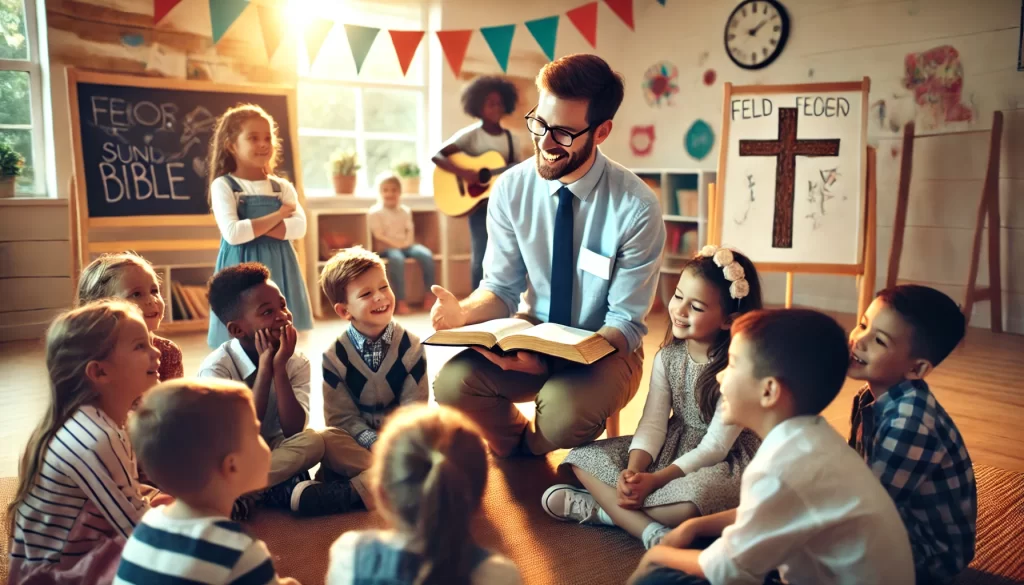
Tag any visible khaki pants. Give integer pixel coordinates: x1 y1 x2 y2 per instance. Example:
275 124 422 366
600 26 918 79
267 428 325 487
320 427 375 506
434 348 644 457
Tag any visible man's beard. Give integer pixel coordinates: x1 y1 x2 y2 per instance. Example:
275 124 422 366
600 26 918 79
534 132 595 181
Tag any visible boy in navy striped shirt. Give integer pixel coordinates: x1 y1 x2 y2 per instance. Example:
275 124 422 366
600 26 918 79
115 378 301 585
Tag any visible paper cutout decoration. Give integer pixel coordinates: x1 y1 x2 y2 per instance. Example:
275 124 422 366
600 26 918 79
630 125 655 157
567 3 598 48
604 0 635 30
345 24 380 74
703 69 716 86
480 24 516 72
389 30 425 75
436 30 474 77
257 4 286 61
154 0 183 24
210 0 249 44
685 119 715 161
657 0 666 4
525 16 559 61
642 61 679 106
303 18 335 67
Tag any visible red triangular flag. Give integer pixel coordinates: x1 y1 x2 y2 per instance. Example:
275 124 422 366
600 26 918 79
389 30 425 76
257 4 286 61
153 0 183 23
567 3 598 48
603 0 634 30
436 30 473 77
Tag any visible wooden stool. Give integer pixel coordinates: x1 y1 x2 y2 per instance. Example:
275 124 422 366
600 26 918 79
606 412 620 438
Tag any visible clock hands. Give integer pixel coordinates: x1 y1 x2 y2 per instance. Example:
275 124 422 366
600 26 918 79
748 19 769 36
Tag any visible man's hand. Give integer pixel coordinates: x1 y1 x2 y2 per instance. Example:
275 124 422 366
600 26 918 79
472 347 548 376
430 285 467 330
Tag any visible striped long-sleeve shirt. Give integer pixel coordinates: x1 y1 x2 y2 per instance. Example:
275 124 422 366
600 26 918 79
8 405 148 579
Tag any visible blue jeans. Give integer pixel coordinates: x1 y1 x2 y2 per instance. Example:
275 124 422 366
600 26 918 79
381 244 436 301
468 200 488 290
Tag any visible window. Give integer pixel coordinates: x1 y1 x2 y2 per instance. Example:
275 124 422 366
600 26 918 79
0 0 47 196
297 2 426 196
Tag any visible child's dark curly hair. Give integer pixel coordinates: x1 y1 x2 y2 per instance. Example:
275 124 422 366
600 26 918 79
461 76 519 119
207 262 270 325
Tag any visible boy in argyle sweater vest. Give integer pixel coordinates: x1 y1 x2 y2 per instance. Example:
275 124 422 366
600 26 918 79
318 247 429 507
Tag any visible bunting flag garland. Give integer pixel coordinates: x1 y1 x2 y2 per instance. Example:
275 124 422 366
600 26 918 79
344 24 380 74
256 4 286 61
304 18 335 67
657 0 666 4
566 3 598 49
525 16 559 61
389 30 425 75
210 0 249 44
480 25 516 73
436 30 473 77
604 0 635 30
153 0 183 24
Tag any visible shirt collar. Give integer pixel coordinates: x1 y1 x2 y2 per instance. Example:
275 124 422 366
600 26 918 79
225 338 257 380
546 148 608 202
347 321 395 350
758 415 826 456
874 379 926 411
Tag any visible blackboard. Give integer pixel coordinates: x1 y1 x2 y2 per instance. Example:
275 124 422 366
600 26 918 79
71 76 296 218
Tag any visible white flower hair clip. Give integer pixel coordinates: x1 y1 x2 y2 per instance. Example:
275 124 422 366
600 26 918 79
698 245 749 301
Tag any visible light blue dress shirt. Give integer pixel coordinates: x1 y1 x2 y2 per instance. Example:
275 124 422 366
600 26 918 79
480 149 666 352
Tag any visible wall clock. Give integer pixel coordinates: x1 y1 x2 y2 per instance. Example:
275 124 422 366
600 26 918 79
725 0 791 70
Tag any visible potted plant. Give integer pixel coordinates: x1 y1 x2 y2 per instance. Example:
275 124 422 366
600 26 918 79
0 142 24 198
327 149 360 195
392 161 420 195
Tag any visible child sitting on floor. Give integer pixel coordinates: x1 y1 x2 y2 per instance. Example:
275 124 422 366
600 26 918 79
115 378 300 585
847 285 975 584
326 404 522 584
629 309 914 585
199 262 354 520
7 300 166 585
367 172 436 314
317 247 429 507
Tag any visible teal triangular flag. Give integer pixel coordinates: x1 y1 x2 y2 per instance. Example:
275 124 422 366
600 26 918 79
480 24 516 72
344 24 380 74
657 0 666 5
210 0 249 44
525 16 558 61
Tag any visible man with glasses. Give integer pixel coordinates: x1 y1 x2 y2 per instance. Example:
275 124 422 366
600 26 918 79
430 54 666 458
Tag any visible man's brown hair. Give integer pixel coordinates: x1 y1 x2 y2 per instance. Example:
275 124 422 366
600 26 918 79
535 54 625 126
319 246 386 305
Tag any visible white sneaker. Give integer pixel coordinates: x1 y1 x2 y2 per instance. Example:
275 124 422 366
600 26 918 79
541 484 602 524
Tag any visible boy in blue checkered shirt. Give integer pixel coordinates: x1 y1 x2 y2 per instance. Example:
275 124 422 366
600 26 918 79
847 285 976 584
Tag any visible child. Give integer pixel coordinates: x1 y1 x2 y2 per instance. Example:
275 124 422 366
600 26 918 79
7 300 163 585
199 262 353 519
318 247 429 507
326 404 521 584
629 309 914 585
115 378 300 585
847 285 975 584
78 251 183 381
368 172 436 314
547 246 764 550
431 75 524 289
207 103 313 348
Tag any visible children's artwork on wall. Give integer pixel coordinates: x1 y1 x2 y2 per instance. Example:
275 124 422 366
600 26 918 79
903 45 974 129
630 125 655 156
642 62 680 106
684 119 715 161
703 69 717 86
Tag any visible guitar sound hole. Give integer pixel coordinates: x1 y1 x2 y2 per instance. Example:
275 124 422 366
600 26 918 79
478 168 493 183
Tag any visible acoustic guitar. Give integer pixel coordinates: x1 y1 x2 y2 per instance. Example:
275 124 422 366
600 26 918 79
432 150 512 217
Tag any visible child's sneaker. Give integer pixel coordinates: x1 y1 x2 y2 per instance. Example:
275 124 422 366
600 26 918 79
290 479 359 517
541 484 603 524
262 472 309 510
231 493 261 521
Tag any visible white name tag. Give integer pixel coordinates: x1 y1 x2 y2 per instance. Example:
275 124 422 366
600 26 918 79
578 247 612 280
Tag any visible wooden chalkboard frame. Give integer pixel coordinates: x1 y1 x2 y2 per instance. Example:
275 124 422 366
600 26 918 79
710 78 877 316
67 68 307 290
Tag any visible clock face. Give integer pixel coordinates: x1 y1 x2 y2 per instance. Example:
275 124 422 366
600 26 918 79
725 0 790 70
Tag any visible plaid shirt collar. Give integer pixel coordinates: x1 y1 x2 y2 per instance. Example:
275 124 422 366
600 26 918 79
347 321 395 372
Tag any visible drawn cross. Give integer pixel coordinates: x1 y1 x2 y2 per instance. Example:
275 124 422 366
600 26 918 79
740 107 840 248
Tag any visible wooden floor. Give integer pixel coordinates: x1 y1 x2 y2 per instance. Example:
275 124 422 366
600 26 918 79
0 308 1021 478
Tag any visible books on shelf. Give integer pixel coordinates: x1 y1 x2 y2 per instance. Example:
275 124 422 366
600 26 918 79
666 224 699 257
171 281 210 322
423 318 617 365
675 189 699 218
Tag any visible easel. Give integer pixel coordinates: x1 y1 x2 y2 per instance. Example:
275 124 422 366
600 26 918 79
885 112 1004 332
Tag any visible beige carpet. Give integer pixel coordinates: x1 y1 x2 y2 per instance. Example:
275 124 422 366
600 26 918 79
0 461 1021 584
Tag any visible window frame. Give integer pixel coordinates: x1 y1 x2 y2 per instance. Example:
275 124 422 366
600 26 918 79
0 0 49 197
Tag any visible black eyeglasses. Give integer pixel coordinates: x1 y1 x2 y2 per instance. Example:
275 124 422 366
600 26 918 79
524 107 592 147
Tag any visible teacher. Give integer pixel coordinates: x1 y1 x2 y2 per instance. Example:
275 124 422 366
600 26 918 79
430 54 666 458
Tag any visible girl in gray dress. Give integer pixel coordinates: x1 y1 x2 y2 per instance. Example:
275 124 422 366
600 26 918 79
543 247 764 549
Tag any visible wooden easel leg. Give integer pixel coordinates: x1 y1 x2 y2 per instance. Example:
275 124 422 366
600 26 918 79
858 146 879 319
963 111 1004 333
886 123 915 289
986 184 1003 333
785 272 794 308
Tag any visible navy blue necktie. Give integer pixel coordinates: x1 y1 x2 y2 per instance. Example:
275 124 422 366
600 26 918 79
548 186 574 326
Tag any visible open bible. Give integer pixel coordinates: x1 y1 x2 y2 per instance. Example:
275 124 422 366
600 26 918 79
423 318 617 365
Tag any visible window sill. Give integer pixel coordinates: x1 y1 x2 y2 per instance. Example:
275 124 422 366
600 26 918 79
0 197 66 207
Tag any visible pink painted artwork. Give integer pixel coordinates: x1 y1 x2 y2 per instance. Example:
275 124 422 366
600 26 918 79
642 62 680 107
703 69 717 86
903 45 974 128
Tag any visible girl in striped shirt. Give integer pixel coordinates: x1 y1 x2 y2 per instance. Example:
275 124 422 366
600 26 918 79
6 300 167 585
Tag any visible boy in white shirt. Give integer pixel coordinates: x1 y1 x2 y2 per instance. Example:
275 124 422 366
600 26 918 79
629 309 914 585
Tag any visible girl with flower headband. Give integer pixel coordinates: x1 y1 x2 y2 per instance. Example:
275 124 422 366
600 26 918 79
545 246 765 550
